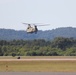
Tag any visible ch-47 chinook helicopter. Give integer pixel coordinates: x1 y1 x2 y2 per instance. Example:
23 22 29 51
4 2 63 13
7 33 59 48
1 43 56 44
22 23 50 34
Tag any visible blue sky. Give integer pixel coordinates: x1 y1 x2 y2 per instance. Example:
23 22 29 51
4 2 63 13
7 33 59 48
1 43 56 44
0 0 76 30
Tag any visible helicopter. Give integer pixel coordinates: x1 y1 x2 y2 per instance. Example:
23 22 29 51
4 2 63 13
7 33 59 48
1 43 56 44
22 23 49 34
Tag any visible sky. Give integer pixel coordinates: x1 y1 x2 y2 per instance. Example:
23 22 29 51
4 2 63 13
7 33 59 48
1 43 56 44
0 0 76 30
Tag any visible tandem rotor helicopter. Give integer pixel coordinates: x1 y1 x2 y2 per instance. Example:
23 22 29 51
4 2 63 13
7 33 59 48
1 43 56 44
22 23 50 34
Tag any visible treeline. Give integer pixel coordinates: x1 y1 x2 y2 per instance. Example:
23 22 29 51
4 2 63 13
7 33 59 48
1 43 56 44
0 37 76 56
0 27 76 40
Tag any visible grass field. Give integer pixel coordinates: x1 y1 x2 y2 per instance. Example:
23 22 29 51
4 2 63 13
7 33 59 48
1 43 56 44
0 56 76 72
0 56 76 59
0 60 76 72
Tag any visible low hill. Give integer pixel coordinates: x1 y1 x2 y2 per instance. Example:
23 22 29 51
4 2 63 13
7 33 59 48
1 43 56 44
0 27 76 40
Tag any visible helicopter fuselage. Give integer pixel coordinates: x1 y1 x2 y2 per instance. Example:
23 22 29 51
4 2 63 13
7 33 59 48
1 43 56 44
26 26 38 33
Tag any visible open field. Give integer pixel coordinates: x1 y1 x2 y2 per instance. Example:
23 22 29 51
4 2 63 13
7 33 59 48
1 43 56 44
0 56 76 59
0 72 76 75
0 56 76 72
0 60 76 72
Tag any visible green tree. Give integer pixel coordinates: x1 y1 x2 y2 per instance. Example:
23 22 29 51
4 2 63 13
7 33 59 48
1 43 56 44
51 37 74 50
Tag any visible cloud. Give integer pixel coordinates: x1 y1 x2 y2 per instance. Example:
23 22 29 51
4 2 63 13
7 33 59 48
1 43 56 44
0 0 17 4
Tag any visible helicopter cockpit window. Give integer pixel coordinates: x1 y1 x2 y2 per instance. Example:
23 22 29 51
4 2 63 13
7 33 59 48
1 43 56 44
27 24 31 29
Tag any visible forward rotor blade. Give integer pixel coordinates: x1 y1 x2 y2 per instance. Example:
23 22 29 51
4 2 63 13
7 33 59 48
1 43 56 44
22 22 50 26
34 24 50 26
22 23 29 25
